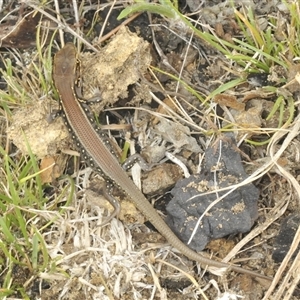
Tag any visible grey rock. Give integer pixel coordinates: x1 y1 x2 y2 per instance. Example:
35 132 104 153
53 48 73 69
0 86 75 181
166 135 259 251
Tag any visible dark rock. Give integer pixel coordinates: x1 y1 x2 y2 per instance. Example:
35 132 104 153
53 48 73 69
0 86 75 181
272 213 300 263
166 134 259 251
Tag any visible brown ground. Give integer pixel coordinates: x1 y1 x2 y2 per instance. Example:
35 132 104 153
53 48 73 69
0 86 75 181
2 1 300 299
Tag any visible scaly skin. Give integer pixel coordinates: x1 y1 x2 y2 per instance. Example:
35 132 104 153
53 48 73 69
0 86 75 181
53 43 272 281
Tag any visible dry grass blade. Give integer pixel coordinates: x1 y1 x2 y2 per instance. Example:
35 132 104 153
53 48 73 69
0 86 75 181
2 1 300 299
263 225 300 299
223 199 289 263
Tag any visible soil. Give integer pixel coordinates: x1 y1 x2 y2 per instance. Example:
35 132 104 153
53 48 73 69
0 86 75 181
2 1 300 299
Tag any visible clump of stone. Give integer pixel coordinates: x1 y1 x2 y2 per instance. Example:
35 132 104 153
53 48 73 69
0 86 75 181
166 134 259 251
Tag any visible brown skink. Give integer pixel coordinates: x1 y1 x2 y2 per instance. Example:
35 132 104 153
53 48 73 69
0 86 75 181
52 43 272 281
